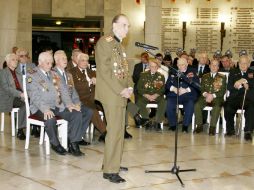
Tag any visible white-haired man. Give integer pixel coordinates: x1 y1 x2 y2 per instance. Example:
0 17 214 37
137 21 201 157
27 52 86 156
0 53 26 140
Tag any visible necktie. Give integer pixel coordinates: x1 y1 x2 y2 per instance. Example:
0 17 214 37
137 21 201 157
144 64 147 71
62 71 67 84
46 72 50 80
21 65 25 75
198 66 203 76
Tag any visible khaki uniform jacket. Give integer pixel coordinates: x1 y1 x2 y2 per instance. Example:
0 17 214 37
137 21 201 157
95 34 131 107
201 73 227 102
137 71 165 101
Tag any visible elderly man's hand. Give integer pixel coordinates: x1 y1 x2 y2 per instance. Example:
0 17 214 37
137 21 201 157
44 110 55 120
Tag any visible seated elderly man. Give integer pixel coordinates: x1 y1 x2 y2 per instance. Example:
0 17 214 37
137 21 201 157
52 50 93 146
69 53 107 142
136 59 166 130
166 58 200 132
27 52 86 156
194 59 227 135
224 55 254 141
0 53 26 140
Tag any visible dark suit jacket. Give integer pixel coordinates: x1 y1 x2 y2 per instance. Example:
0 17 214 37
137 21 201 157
227 68 254 101
69 67 96 109
132 62 145 85
192 64 210 78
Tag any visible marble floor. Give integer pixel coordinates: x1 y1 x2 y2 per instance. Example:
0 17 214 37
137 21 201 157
0 114 254 190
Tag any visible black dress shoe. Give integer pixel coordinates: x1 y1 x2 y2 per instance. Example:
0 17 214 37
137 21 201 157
169 126 176 131
225 130 235 137
194 125 203 133
98 132 106 142
31 126 40 138
17 129 26 140
134 113 143 126
182 125 188 133
68 142 85 156
244 132 252 141
119 166 128 172
124 130 132 139
78 139 91 146
51 144 67 155
103 173 126 183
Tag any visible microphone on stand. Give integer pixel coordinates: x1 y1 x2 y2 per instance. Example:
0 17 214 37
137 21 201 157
135 42 159 50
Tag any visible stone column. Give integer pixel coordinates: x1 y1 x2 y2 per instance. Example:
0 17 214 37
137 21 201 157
104 0 122 34
16 0 32 59
0 0 19 68
145 0 162 51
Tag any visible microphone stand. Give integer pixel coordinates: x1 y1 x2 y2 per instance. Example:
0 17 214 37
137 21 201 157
143 48 197 187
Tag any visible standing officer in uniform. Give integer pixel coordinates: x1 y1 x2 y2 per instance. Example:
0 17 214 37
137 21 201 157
95 14 132 183
52 50 93 145
136 59 166 130
27 52 86 156
224 55 254 141
166 58 200 132
194 59 226 135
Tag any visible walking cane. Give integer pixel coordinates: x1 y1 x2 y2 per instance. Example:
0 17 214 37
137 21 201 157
237 88 247 137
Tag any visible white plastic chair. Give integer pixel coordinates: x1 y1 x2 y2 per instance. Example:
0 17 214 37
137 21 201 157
1 108 20 137
23 75 68 155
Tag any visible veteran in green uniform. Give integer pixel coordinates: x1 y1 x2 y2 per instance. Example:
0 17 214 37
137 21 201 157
136 59 166 129
194 59 227 135
95 14 132 183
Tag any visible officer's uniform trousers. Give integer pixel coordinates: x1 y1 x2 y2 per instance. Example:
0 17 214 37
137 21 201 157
194 98 223 127
166 94 194 127
102 103 126 173
34 108 84 146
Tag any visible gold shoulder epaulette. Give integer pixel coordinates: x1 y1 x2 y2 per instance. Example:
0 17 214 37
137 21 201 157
105 36 113 42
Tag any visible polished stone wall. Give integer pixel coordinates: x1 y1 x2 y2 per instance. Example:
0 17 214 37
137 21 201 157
16 0 32 58
51 0 86 18
0 0 19 68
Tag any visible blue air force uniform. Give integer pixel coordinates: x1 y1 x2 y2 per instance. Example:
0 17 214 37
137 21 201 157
166 67 200 130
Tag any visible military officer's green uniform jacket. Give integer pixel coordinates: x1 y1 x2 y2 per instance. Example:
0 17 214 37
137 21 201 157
95 33 132 174
136 71 166 123
194 72 226 127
